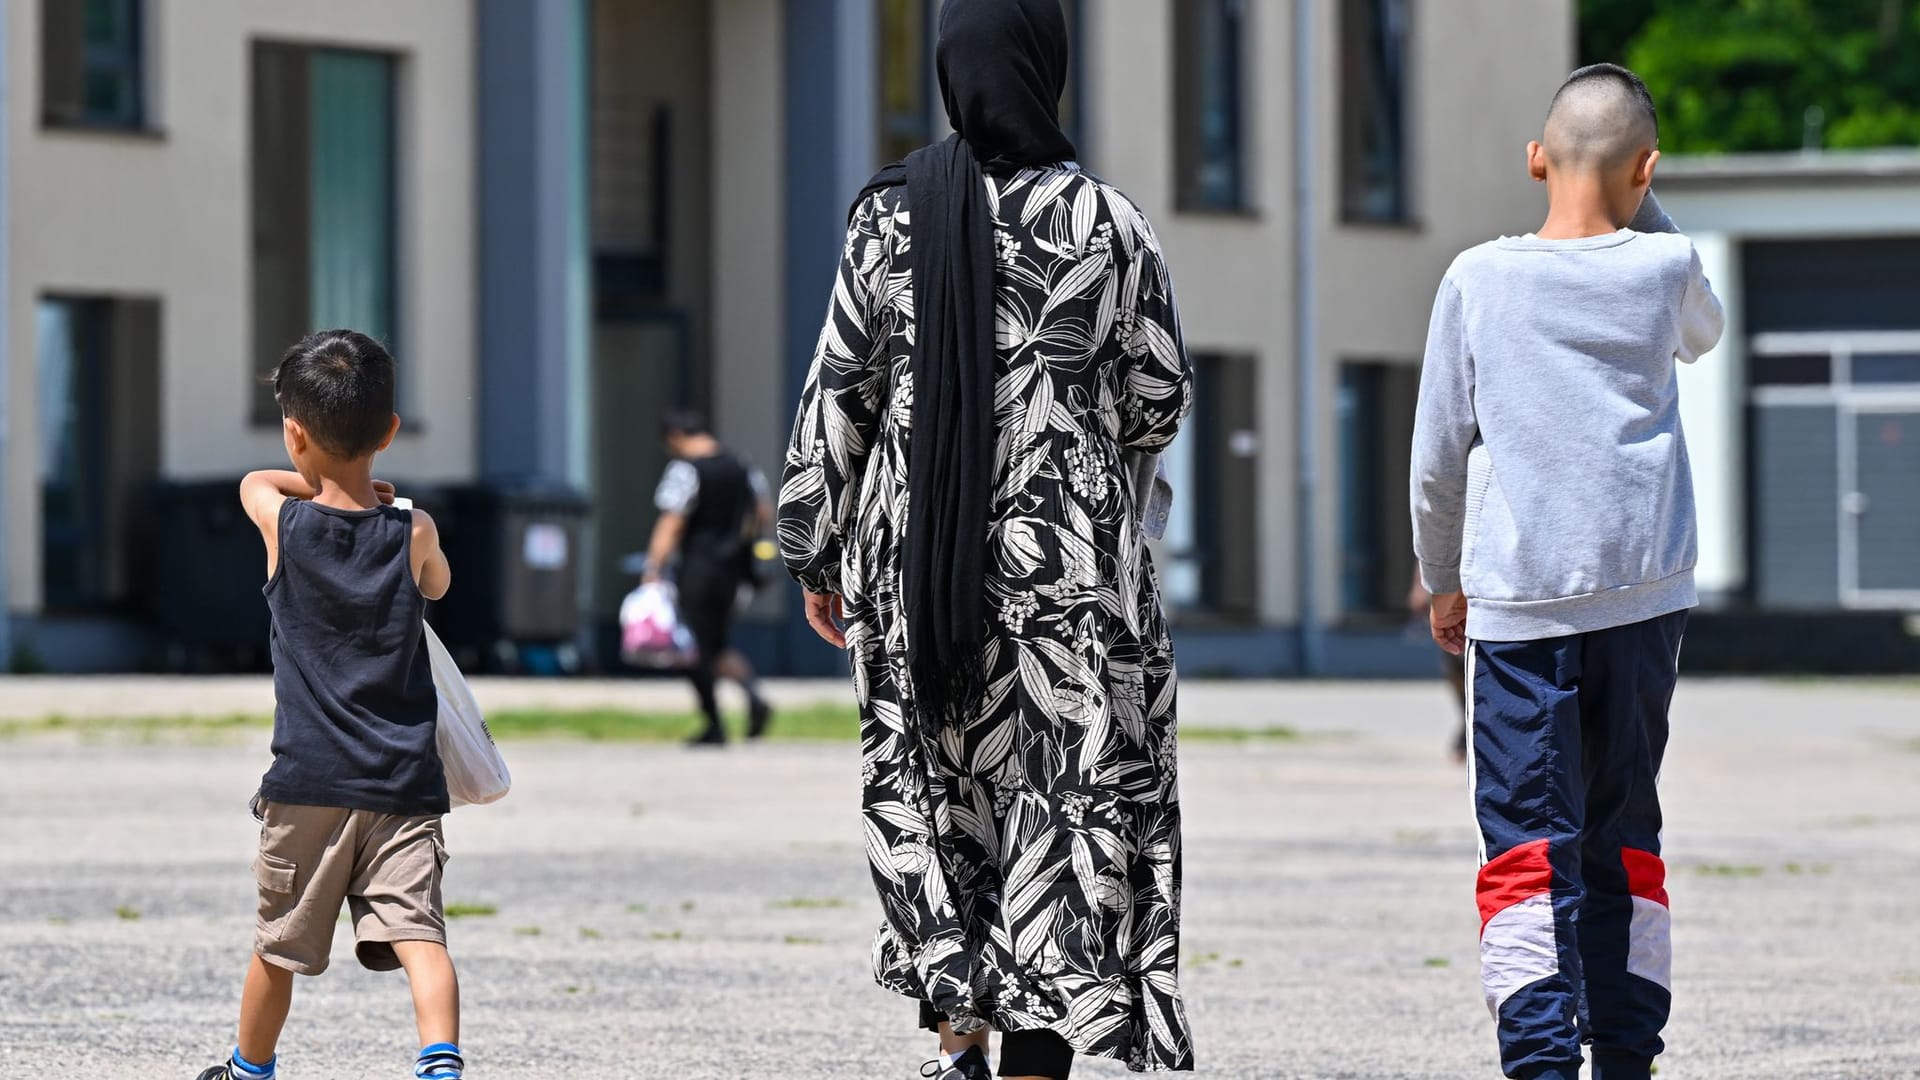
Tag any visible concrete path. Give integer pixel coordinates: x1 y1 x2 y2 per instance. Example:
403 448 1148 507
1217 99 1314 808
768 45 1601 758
0 678 1916 1078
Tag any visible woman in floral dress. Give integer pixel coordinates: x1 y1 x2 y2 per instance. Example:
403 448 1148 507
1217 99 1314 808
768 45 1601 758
778 2 1193 1077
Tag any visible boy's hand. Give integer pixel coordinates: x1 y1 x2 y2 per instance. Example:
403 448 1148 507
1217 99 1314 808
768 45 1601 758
1430 591 1468 656
373 480 396 505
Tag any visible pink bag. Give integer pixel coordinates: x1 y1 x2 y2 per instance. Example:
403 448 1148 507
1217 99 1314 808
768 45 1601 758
620 582 699 668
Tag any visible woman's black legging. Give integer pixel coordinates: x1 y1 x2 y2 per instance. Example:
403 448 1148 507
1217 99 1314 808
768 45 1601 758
919 1004 1074 1079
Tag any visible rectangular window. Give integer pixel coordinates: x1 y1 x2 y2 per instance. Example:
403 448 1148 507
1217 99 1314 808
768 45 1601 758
42 0 146 129
1336 361 1420 618
591 0 673 309
1340 0 1412 223
1173 0 1248 212
1161 354 1260 620
252 42 400 420
877 0 933 165
1058 0 1086 157
38 295 162 610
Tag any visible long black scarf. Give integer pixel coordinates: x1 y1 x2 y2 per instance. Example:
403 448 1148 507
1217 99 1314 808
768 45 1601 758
854 0 1076 732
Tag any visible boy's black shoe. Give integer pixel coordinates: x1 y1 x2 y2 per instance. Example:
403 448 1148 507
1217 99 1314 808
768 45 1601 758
195 1067 233 1080
687 727 727 747
921 1046 992 1080
748 700 774 739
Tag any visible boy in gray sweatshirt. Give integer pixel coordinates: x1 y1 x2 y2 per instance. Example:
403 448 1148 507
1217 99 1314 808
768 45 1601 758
1409 64 1724 1080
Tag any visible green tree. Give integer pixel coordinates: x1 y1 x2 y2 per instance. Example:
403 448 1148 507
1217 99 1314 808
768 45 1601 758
1579 0 1920 153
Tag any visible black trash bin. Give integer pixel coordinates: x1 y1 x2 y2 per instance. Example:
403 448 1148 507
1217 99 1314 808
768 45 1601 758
424 485 591 672
147 480 271 670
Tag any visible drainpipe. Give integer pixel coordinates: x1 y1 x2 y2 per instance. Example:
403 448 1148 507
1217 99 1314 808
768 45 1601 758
0 9 12 669
1291 0 1322 675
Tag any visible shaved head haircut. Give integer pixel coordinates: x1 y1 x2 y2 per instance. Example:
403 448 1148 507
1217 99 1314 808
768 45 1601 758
1542 63 1659 172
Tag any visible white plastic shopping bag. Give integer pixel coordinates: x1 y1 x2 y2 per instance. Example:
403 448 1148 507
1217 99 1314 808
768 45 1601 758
620 581 699 669
426 621 511 807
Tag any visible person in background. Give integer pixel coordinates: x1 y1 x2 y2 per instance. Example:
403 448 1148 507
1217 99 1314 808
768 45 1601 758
643 410 774 745
778 1 1195 1076
1410 63 1724 1080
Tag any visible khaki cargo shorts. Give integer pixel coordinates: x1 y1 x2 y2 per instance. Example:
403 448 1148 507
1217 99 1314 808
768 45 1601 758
252 800 447 975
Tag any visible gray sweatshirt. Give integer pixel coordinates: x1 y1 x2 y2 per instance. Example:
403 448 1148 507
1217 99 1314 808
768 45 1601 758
1409 194 1726 641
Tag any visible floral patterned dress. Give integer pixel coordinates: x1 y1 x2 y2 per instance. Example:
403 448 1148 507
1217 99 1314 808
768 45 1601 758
779 163 1195 1071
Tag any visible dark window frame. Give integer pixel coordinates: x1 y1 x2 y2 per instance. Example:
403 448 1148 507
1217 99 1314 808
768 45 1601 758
249 40 404 427
1162 351 1261 624
41 0 151 133
1335 357 1422 622
1339 0 1415 226
1059 0 1087 160
1173 0 1251 214
37 293 163 614
38 296 113 611
874 0 1088 166
876 0 935 166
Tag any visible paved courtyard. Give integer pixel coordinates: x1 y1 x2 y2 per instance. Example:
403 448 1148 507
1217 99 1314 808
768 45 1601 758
1 677 1917 1079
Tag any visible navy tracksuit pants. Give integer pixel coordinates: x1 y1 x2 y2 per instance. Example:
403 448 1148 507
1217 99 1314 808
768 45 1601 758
1468 610 1686 1080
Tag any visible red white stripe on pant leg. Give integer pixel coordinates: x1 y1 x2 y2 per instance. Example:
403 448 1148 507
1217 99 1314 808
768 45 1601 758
1623 847 1671 991
1477 838 1557 1016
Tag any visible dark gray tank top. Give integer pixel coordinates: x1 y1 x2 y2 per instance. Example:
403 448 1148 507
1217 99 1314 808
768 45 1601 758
260 499 446 815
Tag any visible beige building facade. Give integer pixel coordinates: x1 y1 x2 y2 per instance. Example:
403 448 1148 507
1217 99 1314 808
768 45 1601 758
1 0 1580 675
1079 0 1574 669
3 0 476 667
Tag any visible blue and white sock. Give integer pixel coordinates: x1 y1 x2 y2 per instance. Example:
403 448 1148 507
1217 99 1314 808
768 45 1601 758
941 1048 988 1072
229 1047 275 1080
416 1042 464 1078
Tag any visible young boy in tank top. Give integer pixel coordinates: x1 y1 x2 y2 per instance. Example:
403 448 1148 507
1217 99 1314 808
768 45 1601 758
197 331 462 1080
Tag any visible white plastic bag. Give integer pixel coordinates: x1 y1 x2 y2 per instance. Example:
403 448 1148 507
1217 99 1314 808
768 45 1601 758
426 621 511 807
620 581 699 669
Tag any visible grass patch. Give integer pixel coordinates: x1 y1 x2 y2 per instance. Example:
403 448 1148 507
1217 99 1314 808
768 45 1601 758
484 704 861 742
1694 864 1765 878
0 707 864 743
446 903 498 919
2 704 1313 746
770 897 849 910
0 698 1332 758
46 917 68 926
649 930 684 942
578 927 602 940
514 926 542 937
1181 725 1300 743
1424 957 1451 968
625 903 649 915
783 935 825 946
114 906 140 921
0 713 268 743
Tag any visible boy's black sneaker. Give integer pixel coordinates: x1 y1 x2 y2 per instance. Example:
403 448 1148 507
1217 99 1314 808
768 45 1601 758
921 1046 992 1080
195 1067 233 1080
748 699 774 739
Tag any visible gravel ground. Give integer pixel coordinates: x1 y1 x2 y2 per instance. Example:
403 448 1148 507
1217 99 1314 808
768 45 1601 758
1 677 1917 1079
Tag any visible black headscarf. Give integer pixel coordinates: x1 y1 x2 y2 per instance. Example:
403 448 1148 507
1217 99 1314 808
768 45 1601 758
854 0 1076 733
